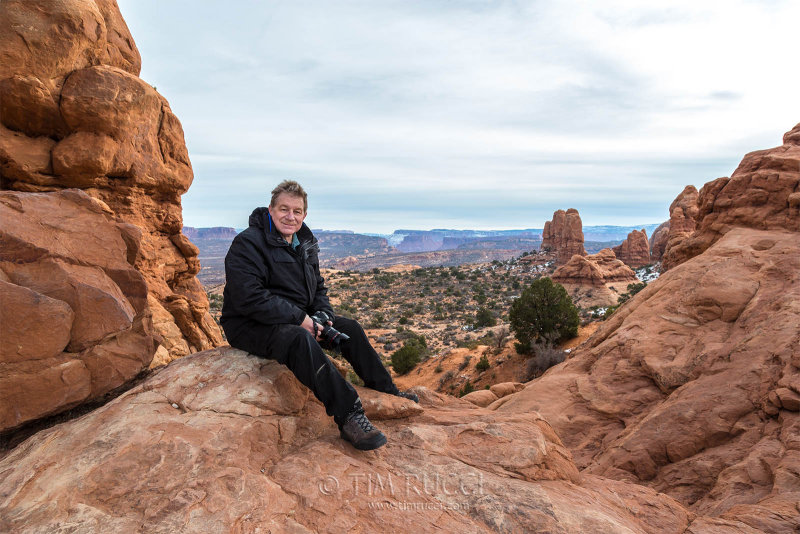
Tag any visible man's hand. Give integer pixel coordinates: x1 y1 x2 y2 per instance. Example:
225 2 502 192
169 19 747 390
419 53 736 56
301 315 322 341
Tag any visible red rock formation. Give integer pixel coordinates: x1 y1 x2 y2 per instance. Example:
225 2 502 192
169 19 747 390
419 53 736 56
461 381 525 407
0 348 700 533
0 0 222 359
490 124 800 532
649 220 670 261
664 122 800 270
553 249 637 286
541 208 586 265
660 186 700 270
0 189 154 431
552 248 638 307
494 229 800 531
612 228 651 268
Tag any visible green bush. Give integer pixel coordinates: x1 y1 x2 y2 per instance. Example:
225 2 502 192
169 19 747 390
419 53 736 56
475 354 490 372
604 282 648 319
509 277 579 354
458 381 475 397
474 307 496 328
391 344 422 375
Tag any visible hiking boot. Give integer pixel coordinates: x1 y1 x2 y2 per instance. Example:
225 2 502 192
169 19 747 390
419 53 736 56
393 389 419 403
338 405 387 451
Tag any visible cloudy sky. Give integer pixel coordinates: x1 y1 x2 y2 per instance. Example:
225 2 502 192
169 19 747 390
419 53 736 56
117 0 799 234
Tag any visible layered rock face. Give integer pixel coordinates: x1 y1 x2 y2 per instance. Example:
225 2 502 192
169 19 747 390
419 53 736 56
663 125 800 269
491 125 800 532
0 0 221 360
649 220 670 261
612 228 651 268
0 348 700 533
660 186 700 270
552 248 639 308
540 208 586 265
0 189 154 431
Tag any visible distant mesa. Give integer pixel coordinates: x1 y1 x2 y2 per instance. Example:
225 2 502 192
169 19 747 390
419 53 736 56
396 232 443 253
182 226 238 240
540 208 587 265
394 229 542 254
611 228 651 268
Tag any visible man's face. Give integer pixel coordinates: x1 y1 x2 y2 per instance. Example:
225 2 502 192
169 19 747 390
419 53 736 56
268 193 307 241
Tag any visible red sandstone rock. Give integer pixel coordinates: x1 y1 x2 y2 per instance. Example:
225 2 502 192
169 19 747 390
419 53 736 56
541 208 586 265
489 381 525 398
461 389 499 407
463 381 525 407
494 228 800 532
649 220 670 261
0 189 154 431
552 248 639 307
0 0 221 360
612 228 651 268
661 185 700 270
663 123 800 270
0 347 699 533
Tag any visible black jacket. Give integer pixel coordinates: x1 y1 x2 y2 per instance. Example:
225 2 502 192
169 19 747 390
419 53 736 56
220 207 333 350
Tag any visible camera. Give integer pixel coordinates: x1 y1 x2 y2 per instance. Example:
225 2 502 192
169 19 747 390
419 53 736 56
311 311 350 349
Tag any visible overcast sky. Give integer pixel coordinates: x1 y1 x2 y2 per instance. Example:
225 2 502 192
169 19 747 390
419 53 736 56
117 0 799 234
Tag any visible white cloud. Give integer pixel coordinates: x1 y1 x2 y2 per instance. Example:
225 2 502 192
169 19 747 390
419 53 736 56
118 0 800 232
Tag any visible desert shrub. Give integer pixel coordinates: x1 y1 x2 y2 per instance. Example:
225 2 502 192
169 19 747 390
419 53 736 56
396 330 427 350
458 381 475 397
347 369 365 387
391 344 422 375
434 364 443 373
495 326 509 351
524 340 566 380
510 277 579 354
368 312 385 328
475 354 490 372
617 282 647 305
207 293 224 311
439 370 455 388
604 282 649 319
458 355 472 370
473 307 496 328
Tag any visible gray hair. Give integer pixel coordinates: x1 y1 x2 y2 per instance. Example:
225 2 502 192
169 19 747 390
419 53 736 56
270 180 307 212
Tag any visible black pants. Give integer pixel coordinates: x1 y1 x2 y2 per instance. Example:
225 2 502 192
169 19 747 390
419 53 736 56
259 316 399 423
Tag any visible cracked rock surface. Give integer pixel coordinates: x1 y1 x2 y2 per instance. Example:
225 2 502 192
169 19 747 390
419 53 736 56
1 348 697 534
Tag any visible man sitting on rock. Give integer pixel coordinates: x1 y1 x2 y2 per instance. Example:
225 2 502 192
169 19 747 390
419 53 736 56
220 180 418 450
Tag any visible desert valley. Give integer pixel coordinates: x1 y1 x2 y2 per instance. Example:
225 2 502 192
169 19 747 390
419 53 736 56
1 1 799 533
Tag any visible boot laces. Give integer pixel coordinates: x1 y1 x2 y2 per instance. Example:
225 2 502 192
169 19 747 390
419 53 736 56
352 411 376 433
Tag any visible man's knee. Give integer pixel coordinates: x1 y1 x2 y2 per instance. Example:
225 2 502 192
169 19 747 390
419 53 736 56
282 324 315 342
267 324 319 360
